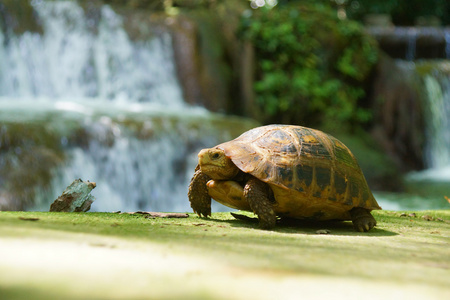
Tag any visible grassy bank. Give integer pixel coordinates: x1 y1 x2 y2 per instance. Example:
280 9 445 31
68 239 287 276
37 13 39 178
0 210 449 299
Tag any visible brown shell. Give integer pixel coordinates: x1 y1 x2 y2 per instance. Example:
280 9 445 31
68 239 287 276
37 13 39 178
216 125 381 221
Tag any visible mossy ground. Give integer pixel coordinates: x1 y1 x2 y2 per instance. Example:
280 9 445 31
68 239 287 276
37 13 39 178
0 210 449 299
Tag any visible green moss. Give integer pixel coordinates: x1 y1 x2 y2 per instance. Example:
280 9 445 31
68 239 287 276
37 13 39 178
0 210 449 299
0 122 66 209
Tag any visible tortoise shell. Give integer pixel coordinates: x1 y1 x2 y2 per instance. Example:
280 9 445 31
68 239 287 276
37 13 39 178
215 125 381 221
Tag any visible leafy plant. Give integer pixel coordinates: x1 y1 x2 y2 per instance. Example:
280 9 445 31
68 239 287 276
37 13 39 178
240 3 378 127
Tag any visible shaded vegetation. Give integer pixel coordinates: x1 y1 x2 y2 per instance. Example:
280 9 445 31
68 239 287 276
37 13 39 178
0 122 66 209
240 3 378 128
346 0 450 25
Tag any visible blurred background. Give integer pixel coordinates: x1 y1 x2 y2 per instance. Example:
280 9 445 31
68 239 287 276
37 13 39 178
0 0 448 212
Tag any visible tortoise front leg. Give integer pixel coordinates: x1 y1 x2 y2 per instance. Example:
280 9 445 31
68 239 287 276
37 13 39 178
188 169 211 217
244 177 276 230
350 207 377 232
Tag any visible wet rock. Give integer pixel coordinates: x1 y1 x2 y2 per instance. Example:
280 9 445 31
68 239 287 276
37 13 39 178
50 179 96 212
366 27 450 59
370 55 425 172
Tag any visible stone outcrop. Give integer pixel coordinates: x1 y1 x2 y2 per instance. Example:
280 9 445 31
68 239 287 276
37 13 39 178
50 179 96 212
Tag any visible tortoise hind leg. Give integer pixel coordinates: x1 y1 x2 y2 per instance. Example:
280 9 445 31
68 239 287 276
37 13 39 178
244 177 276 230
350 207 377 232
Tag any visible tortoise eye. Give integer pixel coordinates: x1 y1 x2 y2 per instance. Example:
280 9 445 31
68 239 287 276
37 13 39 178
211 153 220 159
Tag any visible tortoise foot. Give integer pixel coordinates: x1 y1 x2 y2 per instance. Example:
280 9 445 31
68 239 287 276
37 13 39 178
350 207 377 232
257 209 277 230
188 170 212 218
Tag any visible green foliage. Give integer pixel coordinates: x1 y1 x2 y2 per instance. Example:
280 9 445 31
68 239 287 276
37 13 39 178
0 122 66 209
240 3 378 127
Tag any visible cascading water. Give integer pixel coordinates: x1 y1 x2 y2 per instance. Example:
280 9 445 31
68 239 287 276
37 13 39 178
405 28 417 61
407 61 450 181
0 1 184 104
446 30 450 59
0 1 257 211
368 28 450 209
377 60 450 210
421 64 450 169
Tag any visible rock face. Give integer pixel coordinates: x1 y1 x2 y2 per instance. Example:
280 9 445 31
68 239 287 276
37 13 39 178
50 179 96 212
370 54 425 171
370 55 450 172
366 27 450 60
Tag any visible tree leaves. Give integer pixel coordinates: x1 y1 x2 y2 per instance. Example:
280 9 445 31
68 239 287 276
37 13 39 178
240 2 378 126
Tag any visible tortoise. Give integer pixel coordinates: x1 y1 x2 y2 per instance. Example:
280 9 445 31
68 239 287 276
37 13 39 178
188 124 381 232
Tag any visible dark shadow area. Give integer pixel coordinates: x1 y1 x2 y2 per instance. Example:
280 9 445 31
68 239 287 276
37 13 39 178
209 213 399 237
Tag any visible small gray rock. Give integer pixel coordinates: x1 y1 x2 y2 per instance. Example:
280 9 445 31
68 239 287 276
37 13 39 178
50 179 96 212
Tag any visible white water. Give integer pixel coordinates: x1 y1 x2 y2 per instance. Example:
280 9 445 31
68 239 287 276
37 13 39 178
407 61 450 183
364 60 450 210
422 67 450 169
35 118 198 212
405 28 417 61
0 1 184 105
0 1 255 212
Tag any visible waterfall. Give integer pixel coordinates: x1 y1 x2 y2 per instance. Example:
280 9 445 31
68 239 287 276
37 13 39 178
0 1 257 212
367 25 450 182
403 61 450 183
405 28 417 61
0 1 184 105
446 30 450 59
419 61 450 177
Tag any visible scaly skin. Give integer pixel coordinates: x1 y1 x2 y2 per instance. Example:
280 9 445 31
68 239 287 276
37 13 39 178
244 177 276 230
188 169 211 217
350 207 377 232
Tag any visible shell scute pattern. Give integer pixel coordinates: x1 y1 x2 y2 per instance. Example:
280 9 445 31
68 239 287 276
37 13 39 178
217 125 381 218
294 163 313 192
315 166 331 191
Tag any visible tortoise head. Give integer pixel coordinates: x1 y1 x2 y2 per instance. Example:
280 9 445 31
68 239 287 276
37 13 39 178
198 147 240 180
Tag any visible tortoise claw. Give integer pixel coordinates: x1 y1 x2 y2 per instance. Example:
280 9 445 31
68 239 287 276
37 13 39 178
355 222 375 232
194 209 210 218
350 207 377 232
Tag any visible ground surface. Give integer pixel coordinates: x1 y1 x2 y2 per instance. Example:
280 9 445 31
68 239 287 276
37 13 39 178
0 210 449 300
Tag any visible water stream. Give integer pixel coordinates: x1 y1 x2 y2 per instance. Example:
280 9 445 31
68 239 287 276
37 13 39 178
0 1 257 212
